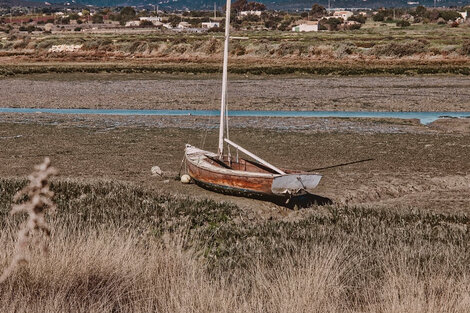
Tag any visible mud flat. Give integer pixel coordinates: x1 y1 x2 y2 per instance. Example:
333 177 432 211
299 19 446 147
1 73 470 112
0 113 469 216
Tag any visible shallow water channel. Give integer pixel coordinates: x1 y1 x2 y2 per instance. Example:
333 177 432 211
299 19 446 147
1 108 469 125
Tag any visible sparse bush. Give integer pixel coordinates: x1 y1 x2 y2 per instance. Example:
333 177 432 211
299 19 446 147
204 37 219 54
396 20 411 27
231 41 246 56
462 40 470 55
373 11 386 21
345 23 362 30
36 39 54 49
91 14 104 24
349 15 366 24
321 17 342 31
207 25 224 32
140 20 154 28
373 41 427 57
439 10 461 21
12 38 29 49
335 42 356 57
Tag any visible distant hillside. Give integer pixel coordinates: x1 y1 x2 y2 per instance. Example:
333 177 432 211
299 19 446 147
0 0 45 7
0 0 85 8
2 0 469 9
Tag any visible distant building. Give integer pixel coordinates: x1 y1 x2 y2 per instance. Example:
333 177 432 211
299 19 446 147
139 16 162 25
459 11 468 20
292 21 319 32
49 44 82 53
125 20 140 27
177 21 191 29
333 11 353 20
152 21 163 27
401 14 415 22
240 10 262 17
163 23 173 29
201 21 220 29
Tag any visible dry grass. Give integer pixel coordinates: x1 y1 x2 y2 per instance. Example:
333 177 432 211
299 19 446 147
1 177 469 312
0 158 56 283
1 23 470 76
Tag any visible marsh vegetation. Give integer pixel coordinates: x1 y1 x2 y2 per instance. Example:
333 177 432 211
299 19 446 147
0 23 469 76
1 177 469 312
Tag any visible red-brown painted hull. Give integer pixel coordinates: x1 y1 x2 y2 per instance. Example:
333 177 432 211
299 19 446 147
186 158 275 196
184 145 321 198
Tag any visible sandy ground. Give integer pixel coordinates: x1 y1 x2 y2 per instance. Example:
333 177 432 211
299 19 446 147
1 73 470 112
0 113 469 217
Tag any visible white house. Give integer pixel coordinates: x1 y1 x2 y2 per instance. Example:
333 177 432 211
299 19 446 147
177 21 191 29
125 20 140 27
201 21 220 29
139 16 163 25
292 21 318 32
240 10 262 16
333 11 353 20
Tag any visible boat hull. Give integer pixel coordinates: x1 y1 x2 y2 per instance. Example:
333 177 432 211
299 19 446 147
184 145 321 198
186 159 275 197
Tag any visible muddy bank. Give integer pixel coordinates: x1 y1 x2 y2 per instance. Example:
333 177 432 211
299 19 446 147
0 114 469 215
2 73 470 112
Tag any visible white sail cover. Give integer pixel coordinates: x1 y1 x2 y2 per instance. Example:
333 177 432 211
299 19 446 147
271 174 322 195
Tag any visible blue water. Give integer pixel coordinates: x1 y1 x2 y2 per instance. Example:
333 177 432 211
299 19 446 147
1 108 469 125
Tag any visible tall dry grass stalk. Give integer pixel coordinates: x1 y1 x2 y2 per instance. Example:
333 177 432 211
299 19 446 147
0 157 56 283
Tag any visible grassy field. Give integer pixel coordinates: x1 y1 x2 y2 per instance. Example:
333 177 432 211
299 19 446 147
1 22 469 76
0 177 469 312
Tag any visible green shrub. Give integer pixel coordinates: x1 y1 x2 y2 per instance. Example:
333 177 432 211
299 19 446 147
439 10 461 21
396 20 411 27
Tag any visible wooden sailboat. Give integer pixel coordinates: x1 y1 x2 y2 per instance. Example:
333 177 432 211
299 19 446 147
184 0 322 199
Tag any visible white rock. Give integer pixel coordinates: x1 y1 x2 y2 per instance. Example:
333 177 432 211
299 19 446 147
151 166 163 176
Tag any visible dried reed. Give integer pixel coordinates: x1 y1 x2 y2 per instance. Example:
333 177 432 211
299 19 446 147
0 157 57 283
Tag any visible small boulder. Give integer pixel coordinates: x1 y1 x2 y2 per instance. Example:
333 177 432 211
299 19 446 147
151 166 163 176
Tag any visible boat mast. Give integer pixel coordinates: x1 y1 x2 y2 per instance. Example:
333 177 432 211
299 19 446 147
218 0 231 159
